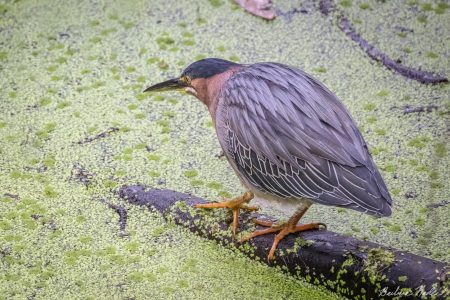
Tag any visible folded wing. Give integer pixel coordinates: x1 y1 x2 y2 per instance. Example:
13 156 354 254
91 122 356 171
222 63 392 216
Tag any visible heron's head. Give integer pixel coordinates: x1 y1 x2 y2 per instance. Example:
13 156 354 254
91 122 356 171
144 58 239 106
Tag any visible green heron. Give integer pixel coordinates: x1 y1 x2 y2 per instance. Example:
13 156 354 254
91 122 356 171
144 58 392 260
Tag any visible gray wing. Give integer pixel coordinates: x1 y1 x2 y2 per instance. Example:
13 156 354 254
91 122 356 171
221 62 392 216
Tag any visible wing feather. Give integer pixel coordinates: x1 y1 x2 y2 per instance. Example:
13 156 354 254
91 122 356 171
221 62 392 216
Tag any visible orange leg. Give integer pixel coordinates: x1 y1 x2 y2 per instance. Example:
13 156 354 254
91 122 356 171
195 191 257 235
240 205 326 261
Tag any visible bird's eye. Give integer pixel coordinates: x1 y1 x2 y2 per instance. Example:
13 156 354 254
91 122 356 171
180 75 191 84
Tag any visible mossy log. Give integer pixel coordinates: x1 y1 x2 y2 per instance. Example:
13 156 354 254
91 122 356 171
118 185 449 300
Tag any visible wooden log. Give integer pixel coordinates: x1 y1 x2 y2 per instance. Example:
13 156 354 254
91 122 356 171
118 185 449 300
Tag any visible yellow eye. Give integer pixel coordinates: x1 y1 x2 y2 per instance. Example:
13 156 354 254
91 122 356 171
180 75 191 84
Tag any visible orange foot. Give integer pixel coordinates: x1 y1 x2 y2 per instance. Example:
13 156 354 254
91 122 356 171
195 191 257 235
240 205 326 261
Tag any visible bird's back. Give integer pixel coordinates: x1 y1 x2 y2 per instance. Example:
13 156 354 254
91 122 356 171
214 62 392 217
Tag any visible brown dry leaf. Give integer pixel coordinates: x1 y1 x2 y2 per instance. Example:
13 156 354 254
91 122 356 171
235 0 276 20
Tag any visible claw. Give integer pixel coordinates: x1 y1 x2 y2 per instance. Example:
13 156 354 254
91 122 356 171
240 203 325 260
194 191 255 234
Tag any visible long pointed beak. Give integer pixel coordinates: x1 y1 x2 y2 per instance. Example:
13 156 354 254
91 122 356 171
143 78 188 93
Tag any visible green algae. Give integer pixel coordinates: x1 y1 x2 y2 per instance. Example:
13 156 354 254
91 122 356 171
207 181 223 190
433 142 447 158
375 89 389 97
362 248 395 286
359 3 370 10
369 226 379 235
208 0 223 7
407 136 431 148
39 97 53 106
148 170 160 177
426 51 438 59
190 179 204 187
339 0 353 8
126 66 136 73
1 0 449 298
56 101 71 109
313 66 327 73
156 35 175 50
366 116 377 124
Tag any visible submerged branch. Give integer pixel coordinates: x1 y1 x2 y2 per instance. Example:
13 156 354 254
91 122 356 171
98 198 128 237
336 16 448 84
77 127 119 145
317 0 448 85
402 105 439 114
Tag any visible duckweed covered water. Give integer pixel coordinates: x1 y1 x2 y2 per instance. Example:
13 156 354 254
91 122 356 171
1 0 449 298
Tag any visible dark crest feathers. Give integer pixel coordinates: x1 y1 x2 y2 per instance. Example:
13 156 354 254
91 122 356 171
182 58 238 80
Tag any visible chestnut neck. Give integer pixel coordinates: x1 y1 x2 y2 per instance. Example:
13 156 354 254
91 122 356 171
191 66 243 120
